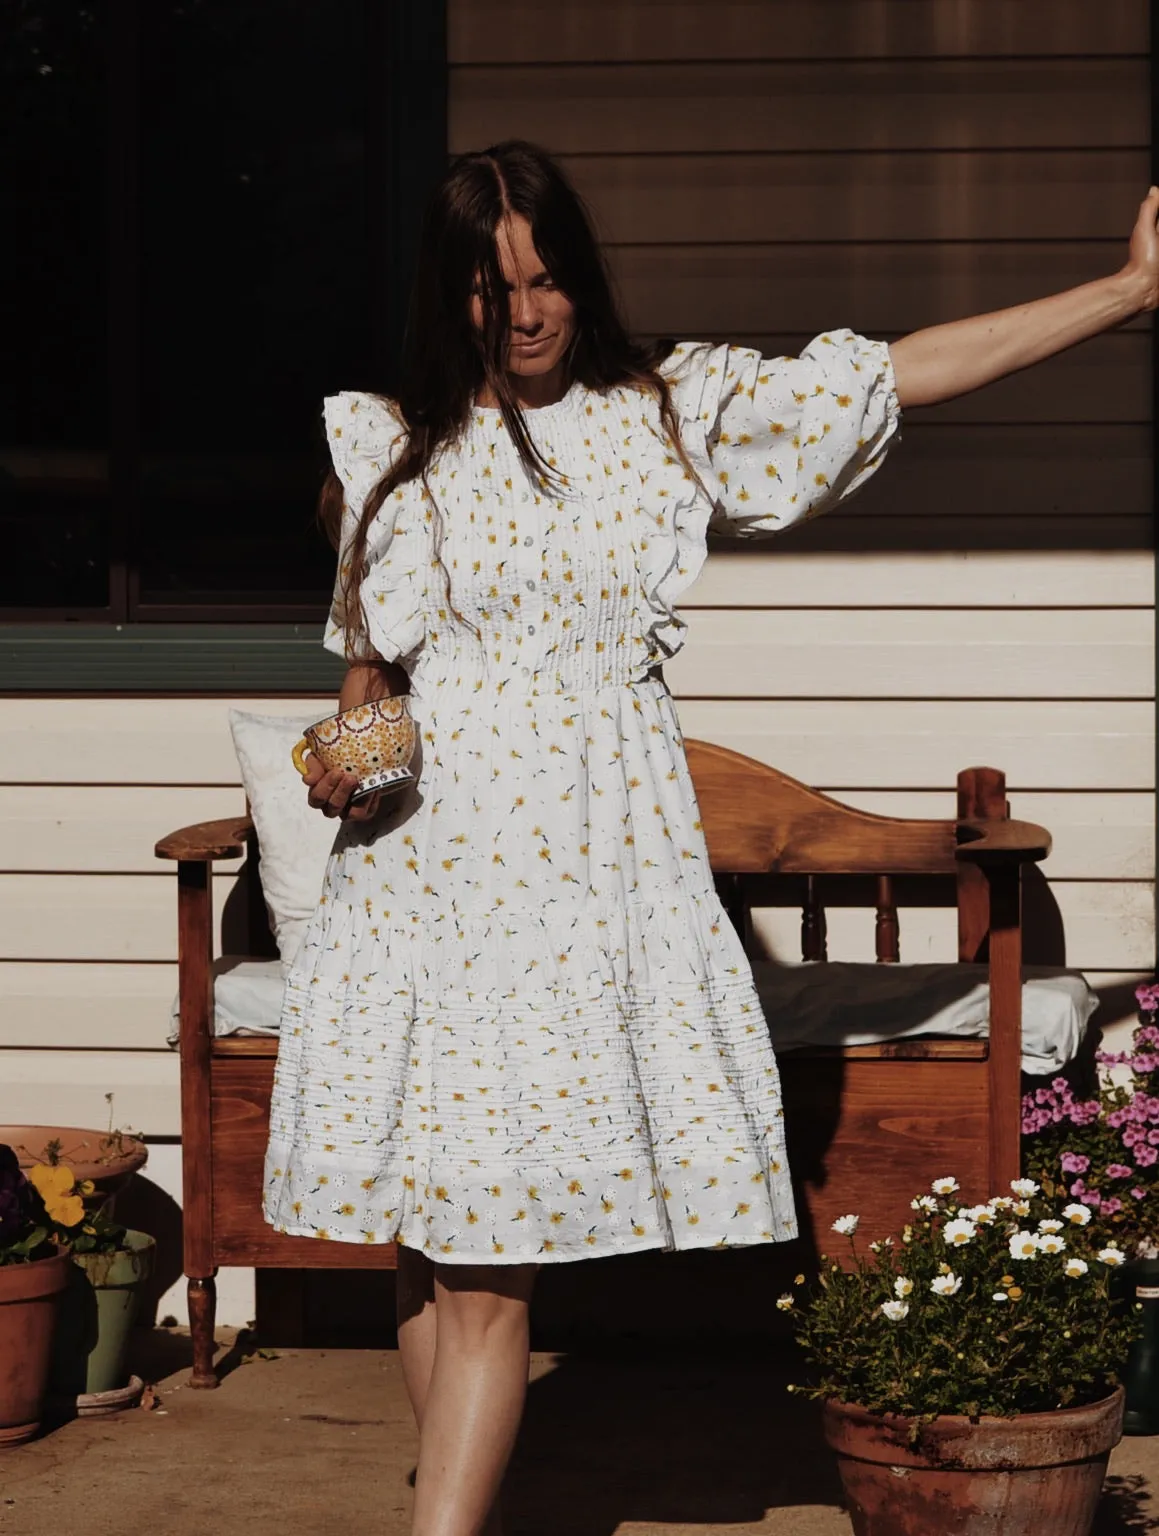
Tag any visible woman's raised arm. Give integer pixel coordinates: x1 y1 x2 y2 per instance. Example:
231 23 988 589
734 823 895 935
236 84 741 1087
889 188 1159 410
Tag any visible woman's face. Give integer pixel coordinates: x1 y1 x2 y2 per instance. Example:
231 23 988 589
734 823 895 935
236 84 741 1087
470 214 576 382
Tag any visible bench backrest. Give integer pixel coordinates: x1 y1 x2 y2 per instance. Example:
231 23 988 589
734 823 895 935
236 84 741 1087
686 740 1007 966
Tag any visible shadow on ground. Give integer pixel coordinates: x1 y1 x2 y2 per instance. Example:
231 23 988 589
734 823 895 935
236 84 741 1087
1093 1473 1157 1534
503 1342 841 1533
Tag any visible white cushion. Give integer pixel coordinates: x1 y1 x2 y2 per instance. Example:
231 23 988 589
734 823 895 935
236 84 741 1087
168 952 1096 1077
167 956 287 1044
227 708 340 965
753 961 1097 1077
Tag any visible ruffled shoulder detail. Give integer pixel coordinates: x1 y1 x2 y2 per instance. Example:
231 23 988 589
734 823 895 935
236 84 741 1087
631 334 900 669
628 346 724 668
321 392 426 666
322 391 407 507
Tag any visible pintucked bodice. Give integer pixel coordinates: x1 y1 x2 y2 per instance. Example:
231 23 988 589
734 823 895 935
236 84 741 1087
408 387 659 698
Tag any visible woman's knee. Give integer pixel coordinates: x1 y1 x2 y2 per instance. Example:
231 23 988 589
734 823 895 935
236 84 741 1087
432 1262 538 1342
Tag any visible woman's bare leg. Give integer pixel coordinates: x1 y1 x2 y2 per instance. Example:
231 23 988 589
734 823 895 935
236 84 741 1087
409 1262 537 1536
397 1246 439 1425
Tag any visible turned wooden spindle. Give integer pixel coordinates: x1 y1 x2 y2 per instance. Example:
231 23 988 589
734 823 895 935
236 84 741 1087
802 875 828 961
875 874 900 962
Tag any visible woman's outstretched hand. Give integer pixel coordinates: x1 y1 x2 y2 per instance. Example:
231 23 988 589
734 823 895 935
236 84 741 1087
301 752 382 821
1120 186 1159 312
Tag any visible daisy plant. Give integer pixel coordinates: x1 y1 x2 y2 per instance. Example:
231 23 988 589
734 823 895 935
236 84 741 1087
0 1143 125 1266
1022 982 1159 1257
780 1178 1138 1426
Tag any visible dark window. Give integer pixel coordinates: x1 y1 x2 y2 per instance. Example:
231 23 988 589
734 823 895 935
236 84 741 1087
0 0 446 624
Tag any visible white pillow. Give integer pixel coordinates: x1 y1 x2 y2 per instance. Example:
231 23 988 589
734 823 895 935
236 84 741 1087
228 708 340 964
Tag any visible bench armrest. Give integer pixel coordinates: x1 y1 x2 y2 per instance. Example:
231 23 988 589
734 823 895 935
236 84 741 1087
155 815 254 862
955 817 1051 866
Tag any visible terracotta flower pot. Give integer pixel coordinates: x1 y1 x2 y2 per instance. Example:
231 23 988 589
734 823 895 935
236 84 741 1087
0 1126 147 1214
823 1387 1124 1536
0 1250 72 1447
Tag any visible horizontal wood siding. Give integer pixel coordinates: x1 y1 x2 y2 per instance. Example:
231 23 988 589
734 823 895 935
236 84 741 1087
0 2 1151 1158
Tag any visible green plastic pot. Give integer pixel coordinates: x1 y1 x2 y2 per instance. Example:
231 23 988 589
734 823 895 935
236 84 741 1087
1122 1256 1159 1435
50 1231 155 1398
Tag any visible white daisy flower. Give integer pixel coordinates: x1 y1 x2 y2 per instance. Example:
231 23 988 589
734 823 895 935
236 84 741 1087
1037 1219 1064 1234
967 1205 995 1225
989 1196 1014 1211
894 1276 914 1298
911 1195 938 1213
1012 1200 1032 1218
931 1272 963 1296
776 1293 794 1311
1064 1258 1089 1279
1008 1230 1041 1261
943 1218 977 1247
1061 1203 1091 1226
1010 1178 1040 1198
1038 1233 1066 1255
832 1214 859 1235
931 1177 960 1196
880 1300 909 1322
1097 1248 1126 1267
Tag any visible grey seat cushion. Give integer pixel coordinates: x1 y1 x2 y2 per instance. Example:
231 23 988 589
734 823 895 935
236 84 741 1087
752 961 1096 1077
169 956 1096 1077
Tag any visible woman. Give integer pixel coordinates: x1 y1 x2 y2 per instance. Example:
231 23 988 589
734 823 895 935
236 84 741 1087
265 140 1159 1534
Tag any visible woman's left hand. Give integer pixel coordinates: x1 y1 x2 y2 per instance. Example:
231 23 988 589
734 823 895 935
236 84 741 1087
1120 186 1159 312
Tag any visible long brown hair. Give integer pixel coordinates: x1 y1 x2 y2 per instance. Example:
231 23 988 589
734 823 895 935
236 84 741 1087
322 139 692 662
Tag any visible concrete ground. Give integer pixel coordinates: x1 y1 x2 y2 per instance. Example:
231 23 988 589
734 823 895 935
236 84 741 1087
3 1330 1159 1535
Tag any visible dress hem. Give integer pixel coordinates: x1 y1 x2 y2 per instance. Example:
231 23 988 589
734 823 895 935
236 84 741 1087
261 1208 799 1264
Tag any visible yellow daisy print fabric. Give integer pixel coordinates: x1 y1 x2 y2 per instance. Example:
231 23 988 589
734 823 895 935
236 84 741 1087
262 331 900 1262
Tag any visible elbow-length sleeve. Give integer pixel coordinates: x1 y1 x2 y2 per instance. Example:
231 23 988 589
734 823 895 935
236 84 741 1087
664 329 902 537
320 391 426 665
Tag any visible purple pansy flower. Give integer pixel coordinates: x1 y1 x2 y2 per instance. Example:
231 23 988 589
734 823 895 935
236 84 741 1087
0 1144 28 1246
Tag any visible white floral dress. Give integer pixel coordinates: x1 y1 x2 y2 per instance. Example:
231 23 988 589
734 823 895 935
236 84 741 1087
262 331 900 1262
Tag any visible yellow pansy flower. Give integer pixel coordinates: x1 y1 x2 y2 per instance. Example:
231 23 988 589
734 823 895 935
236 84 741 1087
29 1163 85 1227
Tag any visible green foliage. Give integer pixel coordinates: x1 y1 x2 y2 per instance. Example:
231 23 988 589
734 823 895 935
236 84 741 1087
784 1179 1139 1422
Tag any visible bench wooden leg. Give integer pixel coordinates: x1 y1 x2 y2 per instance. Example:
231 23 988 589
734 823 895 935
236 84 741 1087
188 1274 219 1389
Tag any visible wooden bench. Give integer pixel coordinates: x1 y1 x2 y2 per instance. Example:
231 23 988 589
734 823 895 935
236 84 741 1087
156 741 1050 1387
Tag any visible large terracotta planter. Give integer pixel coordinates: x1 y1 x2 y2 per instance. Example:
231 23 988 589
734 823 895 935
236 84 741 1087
0 1126 147 1214
823 1387 1124 1535
0 1251 72 1447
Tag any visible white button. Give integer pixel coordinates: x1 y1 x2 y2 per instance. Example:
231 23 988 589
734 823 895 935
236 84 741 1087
523 535 534 547
521 666 530 677
525 579 535 591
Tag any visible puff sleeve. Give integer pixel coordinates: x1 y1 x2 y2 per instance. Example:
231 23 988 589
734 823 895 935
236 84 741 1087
663 329 901 537
321 391 426 665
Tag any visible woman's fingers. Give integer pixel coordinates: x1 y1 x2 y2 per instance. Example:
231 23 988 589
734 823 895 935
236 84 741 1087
1124 187 1159 311
306 766 360 816
346 790 383 822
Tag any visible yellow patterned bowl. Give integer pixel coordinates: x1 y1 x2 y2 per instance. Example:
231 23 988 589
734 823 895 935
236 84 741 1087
291 696 417 801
